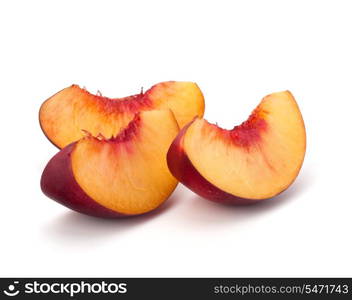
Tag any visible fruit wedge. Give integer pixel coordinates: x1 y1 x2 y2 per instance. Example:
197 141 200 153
39 81 204 149
167 91 306 204
41 110 179 217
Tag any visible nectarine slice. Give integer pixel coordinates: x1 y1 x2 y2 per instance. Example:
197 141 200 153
41 110 179 217
167 91 306 204
39 81 204 149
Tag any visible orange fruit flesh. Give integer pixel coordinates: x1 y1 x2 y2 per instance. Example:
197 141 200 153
145 81 205 128
71 110 179 215
183 91 306 200
39 81 204 149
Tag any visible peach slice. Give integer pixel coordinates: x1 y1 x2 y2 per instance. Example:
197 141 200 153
41 110 179 217
167 91 306 204
39 81 204 149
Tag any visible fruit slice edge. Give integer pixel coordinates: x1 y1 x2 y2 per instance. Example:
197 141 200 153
168 91 306 202
40 143 124 218
184 91 306 200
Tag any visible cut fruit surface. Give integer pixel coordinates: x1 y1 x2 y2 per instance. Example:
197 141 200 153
41 110 179 217
167 91 306 204
39 81 204 148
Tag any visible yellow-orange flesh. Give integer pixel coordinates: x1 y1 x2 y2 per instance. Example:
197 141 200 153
183 91 306 200
39 81 204 149
71 110 179 215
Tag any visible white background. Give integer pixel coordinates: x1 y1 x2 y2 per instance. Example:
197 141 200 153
0 0 351 277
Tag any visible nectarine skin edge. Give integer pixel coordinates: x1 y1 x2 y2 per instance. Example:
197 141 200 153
167 91 306 205
41 143 125 218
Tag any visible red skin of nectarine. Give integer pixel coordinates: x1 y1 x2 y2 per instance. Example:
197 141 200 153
41 143 128 218
167 121 259 205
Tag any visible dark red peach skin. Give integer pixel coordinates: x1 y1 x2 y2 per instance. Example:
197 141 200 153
167 121 260 205
40 143 128 218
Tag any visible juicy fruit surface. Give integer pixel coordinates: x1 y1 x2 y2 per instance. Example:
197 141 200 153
71 110 179 215
183 91 306 200
39 81 204 149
